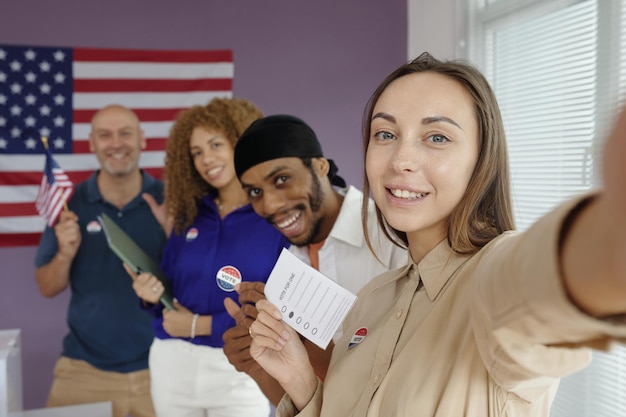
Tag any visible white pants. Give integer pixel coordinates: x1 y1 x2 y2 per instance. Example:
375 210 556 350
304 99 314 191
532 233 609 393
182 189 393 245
149 338 270 417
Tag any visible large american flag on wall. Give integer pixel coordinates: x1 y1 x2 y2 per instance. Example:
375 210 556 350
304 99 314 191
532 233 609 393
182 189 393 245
0 45 233 247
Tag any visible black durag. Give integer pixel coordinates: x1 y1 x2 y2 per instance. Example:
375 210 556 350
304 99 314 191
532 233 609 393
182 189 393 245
234 114 346 187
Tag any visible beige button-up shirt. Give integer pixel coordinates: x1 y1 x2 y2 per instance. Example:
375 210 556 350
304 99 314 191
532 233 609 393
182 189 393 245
277 195 626 417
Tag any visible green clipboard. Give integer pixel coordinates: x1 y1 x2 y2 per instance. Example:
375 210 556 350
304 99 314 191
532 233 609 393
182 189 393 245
98 213 174 310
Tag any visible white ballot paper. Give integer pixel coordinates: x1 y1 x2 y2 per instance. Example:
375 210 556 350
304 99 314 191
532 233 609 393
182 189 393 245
264 248 357 349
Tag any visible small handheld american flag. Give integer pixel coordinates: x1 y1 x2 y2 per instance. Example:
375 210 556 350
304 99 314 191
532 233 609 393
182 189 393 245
35 137 74 227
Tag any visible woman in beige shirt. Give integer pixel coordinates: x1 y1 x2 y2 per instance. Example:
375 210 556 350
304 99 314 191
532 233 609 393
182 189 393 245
248 52 626 417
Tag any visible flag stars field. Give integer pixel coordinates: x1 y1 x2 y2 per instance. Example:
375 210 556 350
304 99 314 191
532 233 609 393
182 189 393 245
1 44 234 246
24 49 36 61
53 50 65 62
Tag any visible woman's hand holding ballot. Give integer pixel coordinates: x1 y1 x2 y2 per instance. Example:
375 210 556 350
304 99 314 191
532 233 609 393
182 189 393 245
249 299 318 411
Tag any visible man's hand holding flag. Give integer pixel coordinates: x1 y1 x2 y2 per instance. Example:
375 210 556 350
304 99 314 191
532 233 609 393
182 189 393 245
35 137 74 227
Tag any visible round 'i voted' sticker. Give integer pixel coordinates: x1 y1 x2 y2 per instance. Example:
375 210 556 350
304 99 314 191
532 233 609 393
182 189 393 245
348 327 368 349
86 220 102 234
185 227 199 241
216 265 242 292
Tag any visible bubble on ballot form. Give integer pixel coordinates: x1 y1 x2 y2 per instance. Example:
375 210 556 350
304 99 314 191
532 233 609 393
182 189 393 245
264 248 357 349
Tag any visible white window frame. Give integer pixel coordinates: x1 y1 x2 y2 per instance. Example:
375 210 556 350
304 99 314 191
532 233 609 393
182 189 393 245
463 1 626 416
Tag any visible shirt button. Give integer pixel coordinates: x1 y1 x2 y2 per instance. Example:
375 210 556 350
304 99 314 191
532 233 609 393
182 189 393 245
117 212 123 218
395 309 402 319
373 374 380 383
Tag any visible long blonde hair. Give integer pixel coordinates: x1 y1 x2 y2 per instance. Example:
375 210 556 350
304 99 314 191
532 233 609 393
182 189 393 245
362 52 515 255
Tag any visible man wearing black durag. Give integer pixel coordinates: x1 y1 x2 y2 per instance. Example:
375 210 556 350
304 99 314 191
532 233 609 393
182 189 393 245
222 114 407 405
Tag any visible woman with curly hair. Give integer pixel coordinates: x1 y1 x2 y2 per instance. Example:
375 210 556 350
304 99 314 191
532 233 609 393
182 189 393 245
129 97 289 417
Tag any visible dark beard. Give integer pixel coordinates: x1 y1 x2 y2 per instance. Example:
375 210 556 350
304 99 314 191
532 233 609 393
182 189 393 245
291 171 324 247
266 172 325 247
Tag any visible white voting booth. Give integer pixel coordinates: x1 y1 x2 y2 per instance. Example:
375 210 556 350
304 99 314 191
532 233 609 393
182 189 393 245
0 329 21 416
0 329 111 417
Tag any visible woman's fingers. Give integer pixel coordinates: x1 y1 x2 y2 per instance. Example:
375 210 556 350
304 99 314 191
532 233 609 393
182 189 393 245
145 276 163 301
123 263 138 280
250 311 289 349
256 299 282 320
130 271 163 302
248 300 316 402
249 299 293 353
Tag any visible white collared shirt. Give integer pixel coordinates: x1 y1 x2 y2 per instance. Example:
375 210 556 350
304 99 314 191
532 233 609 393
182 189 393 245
288 186 408 339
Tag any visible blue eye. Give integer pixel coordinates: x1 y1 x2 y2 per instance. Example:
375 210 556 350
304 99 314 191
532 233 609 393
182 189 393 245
428 134 449 143
374 131 395 141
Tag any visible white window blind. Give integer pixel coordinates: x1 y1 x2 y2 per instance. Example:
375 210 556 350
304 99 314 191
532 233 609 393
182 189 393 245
466 0 626 416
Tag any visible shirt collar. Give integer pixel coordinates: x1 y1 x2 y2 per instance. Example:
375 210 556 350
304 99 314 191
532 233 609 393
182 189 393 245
327 185 365 247
86 169 156 206
140 170 158 191
417 239 473 301
86 171 103 203
202 191 253 215
368 239 472 300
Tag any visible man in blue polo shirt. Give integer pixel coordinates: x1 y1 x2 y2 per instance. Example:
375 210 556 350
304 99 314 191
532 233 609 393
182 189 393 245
34 104 166 417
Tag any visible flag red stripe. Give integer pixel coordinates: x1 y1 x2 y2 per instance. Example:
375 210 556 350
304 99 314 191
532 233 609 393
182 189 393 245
1 171 89 187
73 108 186 123
1 171 92 186
71 138 168 153
0 202 39 216
1 45 230 247
0 233 41 247
74 48 233 63
74 78 233 93
0 171 44 186
36 154 74 227
0 168 163 186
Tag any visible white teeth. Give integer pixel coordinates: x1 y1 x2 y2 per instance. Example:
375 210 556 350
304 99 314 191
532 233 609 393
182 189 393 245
276 211 301 229
208 167 222 176
390 188 424 199
110 152 125 159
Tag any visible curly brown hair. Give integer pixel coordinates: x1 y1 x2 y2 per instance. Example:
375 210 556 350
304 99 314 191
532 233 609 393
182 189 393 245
164 97 263 235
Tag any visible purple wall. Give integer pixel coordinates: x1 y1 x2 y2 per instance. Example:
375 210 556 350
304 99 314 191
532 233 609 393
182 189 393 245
0 0 407 409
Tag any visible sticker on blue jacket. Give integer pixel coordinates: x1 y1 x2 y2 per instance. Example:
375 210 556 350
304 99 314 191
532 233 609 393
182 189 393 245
216 265 242 292
185 227 199 241
86 220 102 234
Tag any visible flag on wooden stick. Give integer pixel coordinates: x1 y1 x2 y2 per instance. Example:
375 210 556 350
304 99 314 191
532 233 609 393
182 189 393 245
0 44 233 246
35 137 74 226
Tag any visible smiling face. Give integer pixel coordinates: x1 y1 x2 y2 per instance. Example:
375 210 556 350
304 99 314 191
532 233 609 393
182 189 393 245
365 71 479 259
189 126 238 191
240 157 327 246
89 106 146 178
